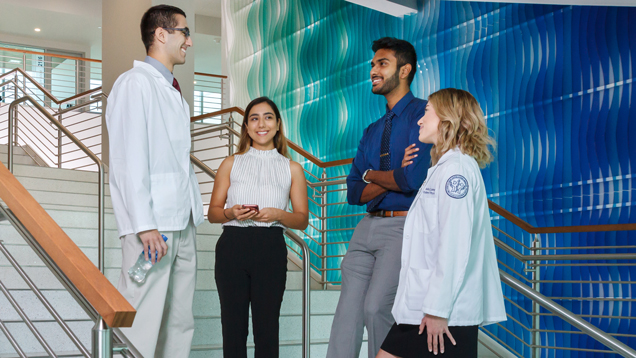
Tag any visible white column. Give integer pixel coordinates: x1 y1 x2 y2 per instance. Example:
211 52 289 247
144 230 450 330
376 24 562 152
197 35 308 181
101 0 151 165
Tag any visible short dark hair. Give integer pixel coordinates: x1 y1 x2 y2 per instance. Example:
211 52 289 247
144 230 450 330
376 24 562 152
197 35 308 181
372 37 417 85
140 5 186 53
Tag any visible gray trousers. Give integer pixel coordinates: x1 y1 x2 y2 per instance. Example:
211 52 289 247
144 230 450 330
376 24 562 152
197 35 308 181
327 215 405 358
117 218 197 358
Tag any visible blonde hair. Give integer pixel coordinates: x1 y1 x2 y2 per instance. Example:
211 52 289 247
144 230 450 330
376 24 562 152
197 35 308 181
235 96 289 157
428 88 495 168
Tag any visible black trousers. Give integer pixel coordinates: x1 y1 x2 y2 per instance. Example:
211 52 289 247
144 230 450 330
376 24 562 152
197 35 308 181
381 323 479 358
215 226 288 358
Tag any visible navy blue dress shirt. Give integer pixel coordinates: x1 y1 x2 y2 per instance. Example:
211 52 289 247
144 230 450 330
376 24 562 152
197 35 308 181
347 91 432 212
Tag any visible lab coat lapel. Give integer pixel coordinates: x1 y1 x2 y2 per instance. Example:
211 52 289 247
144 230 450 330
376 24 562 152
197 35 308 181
135 61 192 175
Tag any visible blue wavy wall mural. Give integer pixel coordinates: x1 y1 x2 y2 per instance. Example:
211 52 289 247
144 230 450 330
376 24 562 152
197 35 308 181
225 0 635 356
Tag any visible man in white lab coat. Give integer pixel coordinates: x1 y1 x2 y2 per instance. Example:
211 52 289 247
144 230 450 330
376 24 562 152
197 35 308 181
105 5 204 357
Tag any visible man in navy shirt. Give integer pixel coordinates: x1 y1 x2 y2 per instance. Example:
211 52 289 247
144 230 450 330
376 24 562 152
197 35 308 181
327 38 432 358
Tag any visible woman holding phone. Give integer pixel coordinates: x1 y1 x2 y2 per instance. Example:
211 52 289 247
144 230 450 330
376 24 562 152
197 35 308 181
208 96 308 357
377 88 506 358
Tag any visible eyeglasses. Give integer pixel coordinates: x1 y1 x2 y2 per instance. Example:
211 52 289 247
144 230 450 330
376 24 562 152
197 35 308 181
162 27 190 38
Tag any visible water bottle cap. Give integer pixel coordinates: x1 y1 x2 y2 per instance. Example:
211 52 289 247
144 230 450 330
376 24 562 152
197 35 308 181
162 234 168 242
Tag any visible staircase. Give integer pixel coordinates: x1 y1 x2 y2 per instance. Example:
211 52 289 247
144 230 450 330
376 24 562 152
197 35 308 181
0 145 512 357
0 146 366 358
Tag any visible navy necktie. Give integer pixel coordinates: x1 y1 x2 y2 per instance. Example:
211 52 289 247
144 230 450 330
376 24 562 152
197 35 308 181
368 111 395 211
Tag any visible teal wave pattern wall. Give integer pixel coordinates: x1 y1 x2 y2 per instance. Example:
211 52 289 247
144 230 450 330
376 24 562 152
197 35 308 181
225 0 636 356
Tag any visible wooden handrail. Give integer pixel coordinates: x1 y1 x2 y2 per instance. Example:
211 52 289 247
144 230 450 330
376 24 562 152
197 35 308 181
58 87 103 105
0 46 102 63
487 200 636 234
0 68 102 105
194 72 228 79
0 162 135 327
191 106 244 122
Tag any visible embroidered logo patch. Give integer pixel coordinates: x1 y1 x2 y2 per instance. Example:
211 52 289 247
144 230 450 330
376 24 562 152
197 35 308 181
445 175 469 199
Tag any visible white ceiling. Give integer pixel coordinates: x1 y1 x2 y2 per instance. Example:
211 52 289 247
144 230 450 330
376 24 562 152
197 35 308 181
195 0 223 17
0 0 222 54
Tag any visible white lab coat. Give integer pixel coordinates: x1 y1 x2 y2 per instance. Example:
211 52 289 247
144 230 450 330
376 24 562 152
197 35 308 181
391 148 506 326
106 61 204 237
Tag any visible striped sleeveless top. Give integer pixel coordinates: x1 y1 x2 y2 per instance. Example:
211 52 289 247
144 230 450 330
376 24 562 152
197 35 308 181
224 147 292 228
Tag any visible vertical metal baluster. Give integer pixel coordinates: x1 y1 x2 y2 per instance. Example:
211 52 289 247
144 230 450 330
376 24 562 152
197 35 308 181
13 105 18 147
13 73 18 151
58 105 62 168
92 317 112 358
21 54 26 94
98 163 105 273
531 234 541 358
221 78 224 109
228 113 234 156
321 168 327 289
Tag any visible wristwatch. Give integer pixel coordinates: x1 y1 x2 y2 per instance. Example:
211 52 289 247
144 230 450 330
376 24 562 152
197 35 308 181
362 169 372 184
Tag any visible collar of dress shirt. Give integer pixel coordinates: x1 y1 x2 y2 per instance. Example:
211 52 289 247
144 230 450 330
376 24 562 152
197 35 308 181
385 91 415 118
144 56 174 85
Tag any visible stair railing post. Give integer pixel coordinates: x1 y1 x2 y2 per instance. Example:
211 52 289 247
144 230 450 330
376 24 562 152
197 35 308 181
531 234 541 358
228 113 234 156
92 316 112 358
98 163 105 273
58 105 62 168
8 102 14 172
321 168 327 289
13 73 18 150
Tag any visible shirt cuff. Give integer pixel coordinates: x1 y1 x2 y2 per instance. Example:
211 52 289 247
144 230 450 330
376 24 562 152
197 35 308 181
347 180 367 206
393 166 410 192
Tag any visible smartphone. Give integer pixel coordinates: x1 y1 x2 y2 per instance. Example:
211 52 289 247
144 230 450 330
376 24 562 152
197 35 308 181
242 204 260 213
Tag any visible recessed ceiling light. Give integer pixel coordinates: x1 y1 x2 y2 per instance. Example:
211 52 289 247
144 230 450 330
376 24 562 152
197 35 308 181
193 81 197 84
34 28 41 32
98 27 101 29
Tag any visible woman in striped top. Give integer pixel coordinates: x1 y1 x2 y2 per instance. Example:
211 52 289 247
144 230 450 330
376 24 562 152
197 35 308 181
208 96 309 358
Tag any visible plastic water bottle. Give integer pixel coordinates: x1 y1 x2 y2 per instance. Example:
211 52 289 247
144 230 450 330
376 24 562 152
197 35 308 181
128 234 168 283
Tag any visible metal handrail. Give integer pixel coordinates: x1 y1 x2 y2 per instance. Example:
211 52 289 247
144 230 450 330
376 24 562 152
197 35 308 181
189 153 311 358
0 68 103 106
0 204 140 358
283 230 311 358
0 238 90 357
8 95 106 273
500 270 636 358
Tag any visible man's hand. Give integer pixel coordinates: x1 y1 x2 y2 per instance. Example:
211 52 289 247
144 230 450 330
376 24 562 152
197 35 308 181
138 229 168 265
402 143 419 168
419 314 456 355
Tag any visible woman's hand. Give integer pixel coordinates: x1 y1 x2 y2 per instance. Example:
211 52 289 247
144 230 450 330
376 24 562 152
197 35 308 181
402 143 419 168
419 314 456 355
229 205 258 221
253 208 283 223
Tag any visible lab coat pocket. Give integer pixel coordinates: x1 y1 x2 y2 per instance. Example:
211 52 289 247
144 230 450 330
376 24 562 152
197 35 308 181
418 198 438 234
150 172 188 217
405 267 432 311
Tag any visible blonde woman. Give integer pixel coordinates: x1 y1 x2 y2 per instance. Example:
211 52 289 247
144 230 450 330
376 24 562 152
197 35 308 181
377 88 506 358
208 97 308 357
